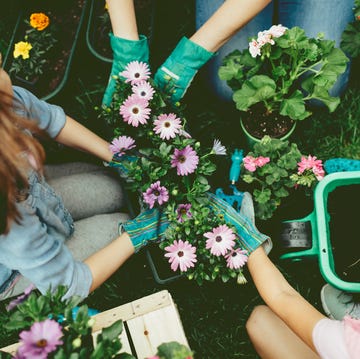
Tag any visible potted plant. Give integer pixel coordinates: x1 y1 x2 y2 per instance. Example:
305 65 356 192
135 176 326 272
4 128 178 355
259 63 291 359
341 0 360 59
0 286 194 359
219 25 349 144
240 135 325 221
3 0 87 101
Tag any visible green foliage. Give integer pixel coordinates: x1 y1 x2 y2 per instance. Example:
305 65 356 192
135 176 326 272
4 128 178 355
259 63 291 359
9 14 57 81
155 341 194 359
241 136 322 220
341 0 360 58
219 26 349 121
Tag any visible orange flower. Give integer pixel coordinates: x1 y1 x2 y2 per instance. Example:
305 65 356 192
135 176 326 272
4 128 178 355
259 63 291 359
29 13 50 31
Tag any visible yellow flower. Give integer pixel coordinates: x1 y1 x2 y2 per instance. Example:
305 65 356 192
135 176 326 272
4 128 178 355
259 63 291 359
104 1 108 10
30 12 50 31
13 41 32 59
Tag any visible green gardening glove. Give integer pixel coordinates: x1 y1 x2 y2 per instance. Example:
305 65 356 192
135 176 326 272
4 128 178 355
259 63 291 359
207 192 272 255
102 33 150 106
154 36 215 104
119 208 170 252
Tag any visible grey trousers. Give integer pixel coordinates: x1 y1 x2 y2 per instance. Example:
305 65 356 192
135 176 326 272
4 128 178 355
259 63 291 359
4 162 130 299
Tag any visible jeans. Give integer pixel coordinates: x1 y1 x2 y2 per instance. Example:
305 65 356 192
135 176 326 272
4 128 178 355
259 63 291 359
196 0 354 102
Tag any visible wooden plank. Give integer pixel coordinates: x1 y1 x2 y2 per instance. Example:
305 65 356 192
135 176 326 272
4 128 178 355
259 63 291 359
127 303 189 359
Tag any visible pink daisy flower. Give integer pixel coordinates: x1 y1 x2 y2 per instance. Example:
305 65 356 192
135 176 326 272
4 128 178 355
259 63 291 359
171 145 199 176
164 239 197 272
204 224 236 257
225 248 248 269
120 60 151 85
17 319 63 359
109 135 136 156
143 181 169 209
176 203 192 222
120 94 151 127
154 113 182 140
132 81 155 101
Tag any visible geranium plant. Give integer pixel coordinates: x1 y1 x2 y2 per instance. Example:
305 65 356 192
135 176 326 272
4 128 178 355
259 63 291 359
240 135 325 220
219 25 349 125
101 61 251 285
9 12 57 82
341 0 360 58
0 286 193 359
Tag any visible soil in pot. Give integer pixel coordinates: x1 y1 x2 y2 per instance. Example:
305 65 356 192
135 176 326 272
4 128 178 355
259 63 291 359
241 104 295 140
327 184 360 283
87 0 154 61
6 0 86 100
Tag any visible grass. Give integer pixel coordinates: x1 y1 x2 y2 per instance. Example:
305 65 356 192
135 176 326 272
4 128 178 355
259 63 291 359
1 0 360 357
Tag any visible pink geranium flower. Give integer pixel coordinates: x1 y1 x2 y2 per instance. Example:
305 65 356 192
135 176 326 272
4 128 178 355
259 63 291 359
120 60 151 85
120 94 151 127
132 81 155 101
176 203 192 222
204 224 236 257
255 156 270 167
143 181 169 209
243 155 270 172
17 319 63 359
154 113 182 140
109 135 136 156
249 39 261 58
225 249 248 269
171 145 199 176
268 24 287 38
164 239 197 272
297 155 325 180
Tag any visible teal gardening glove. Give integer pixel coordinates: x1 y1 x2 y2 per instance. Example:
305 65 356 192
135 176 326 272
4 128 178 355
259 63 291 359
207 192 272 255
102 33 150 106
154 36 215 104
120 208 170 253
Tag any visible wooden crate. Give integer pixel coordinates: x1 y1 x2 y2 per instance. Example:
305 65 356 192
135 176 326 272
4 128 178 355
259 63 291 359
1 290 190 358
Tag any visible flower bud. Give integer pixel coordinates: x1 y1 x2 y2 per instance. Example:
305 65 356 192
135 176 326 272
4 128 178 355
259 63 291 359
72 337 82 348
195 142 201 149
87 318 95 328
171 188 178 196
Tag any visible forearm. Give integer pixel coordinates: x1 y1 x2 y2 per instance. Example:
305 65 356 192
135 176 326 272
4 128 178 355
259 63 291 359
54 116 113 162
190 0 272 52
106 0 139 40
85 232 135 292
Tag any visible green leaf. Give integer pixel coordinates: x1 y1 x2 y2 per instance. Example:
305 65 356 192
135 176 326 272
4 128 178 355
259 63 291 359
280 90 311 120
100 319 123 342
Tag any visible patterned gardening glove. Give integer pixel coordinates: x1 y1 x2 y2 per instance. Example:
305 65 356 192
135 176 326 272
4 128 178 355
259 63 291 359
207 192 272 255
102 33 150 106
106 153 137 179
119 208 170 253
154 36 215 104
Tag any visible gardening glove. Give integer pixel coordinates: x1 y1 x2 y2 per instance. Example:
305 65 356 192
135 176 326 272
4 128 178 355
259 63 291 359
105 153 137 179
119 208 170 252
102 33 150 106
154 36 215 104
207 192 272 255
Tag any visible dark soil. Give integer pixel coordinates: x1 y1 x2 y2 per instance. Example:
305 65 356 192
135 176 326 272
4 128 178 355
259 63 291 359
328 184 360 283
241 105 295 140
87 0 154 61
5 0 86 99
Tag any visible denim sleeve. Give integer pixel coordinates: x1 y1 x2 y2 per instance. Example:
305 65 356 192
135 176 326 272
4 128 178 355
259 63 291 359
12 86 66 138
0 203 92 300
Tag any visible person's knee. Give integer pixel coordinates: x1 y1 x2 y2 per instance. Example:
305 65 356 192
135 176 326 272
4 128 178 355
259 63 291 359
246 305 270 337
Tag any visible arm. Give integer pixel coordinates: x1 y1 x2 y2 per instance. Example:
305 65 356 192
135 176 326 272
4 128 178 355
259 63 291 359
191 0 272 52
247 247 325 351
106 0 138 40
54 115 113 163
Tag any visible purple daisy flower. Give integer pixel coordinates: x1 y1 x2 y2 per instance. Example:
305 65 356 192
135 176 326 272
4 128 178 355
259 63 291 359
143 181 169 209
154 113 182 140
225 248 248 269
109 135 136 156
176 204 192 223
120 61 151 85
120 94 151 127
132 81 155 101
204 224 236 257
164 239 197 272
6 284 35 311
171 145 199 176
17 319 63 359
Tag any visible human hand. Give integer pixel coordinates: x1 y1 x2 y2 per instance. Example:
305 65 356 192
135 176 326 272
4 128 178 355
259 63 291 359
119 208 170 252
207 192 272 255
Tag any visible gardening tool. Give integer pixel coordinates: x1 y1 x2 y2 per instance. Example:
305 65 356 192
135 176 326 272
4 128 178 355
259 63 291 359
279 168 360 293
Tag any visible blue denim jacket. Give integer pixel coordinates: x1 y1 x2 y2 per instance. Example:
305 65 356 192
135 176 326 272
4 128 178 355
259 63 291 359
0 87 92 299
